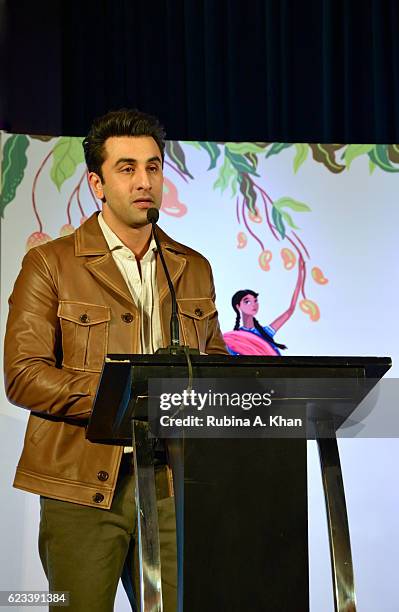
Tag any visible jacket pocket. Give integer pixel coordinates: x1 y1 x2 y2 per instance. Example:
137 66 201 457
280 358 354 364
57 301 111 372
177 298 216 352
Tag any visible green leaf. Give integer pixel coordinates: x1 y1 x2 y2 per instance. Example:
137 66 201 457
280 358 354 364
226 142 267 155
225 147 259 176
344 144 374 169
266 142 293 159
388 144 399 163
272 207 286 239
273 197 309 232
281 211 300 229
369 159 376 175
309 144 345 173
182 140 202 150
0 134 29 217
231 174 239 196
198 141 221 170
165 141 193 179
213 155 237 194
29 134 54 142
245 152 259 170
239 174 257 214
50 137 85 191
274 197 311 213
293 143 309 173
368 145 399 173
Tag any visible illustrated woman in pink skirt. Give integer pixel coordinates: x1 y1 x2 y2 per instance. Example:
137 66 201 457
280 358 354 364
223 259 304 356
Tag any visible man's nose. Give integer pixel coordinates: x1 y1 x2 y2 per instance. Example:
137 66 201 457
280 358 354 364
135 167 151 189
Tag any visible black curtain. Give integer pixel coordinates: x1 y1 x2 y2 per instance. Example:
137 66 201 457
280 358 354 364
4 0 399 142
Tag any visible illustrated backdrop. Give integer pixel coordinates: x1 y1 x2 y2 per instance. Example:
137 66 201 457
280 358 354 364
1 134 399 611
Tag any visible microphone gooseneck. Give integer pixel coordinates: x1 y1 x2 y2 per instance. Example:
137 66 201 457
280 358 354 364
147 208 180 347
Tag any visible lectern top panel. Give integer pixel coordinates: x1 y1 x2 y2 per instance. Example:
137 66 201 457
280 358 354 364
105 354 391 379
87 355 391 444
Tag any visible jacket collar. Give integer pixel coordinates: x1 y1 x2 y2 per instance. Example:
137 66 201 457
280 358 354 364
75 212 109 256
75 212 190 257
74 212 189 307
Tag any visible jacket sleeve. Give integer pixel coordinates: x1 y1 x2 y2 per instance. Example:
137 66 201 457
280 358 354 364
4 247 100 420
204 261 230 356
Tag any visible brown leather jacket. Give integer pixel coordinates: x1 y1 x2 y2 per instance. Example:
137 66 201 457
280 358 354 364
4 213 227 508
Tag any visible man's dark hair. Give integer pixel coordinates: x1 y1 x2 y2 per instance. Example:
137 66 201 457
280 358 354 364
83 108 166 180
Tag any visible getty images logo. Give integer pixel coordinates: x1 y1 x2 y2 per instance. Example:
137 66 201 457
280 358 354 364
159 388 273 411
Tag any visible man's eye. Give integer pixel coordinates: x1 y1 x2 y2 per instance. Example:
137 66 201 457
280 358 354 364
148 166 158 173
122 167 134 173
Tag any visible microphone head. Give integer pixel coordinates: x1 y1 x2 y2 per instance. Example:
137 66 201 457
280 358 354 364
147 207 159 224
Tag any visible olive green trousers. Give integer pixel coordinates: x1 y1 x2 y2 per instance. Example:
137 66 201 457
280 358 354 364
39 456 177 611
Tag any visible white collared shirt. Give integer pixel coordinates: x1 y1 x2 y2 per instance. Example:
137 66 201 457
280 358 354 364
98 212 164 353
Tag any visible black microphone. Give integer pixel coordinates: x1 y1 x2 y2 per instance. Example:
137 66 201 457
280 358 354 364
147 208 181 348
147 207 159 225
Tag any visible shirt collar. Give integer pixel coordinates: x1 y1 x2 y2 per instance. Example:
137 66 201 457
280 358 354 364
98 211 157 256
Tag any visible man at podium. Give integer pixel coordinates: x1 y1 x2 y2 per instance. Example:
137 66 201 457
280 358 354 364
4 109 228 611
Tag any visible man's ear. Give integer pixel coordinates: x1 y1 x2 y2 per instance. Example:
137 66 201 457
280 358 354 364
88 171 104 200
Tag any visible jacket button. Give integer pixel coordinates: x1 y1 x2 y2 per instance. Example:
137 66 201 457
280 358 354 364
121 312 134 323
194 308 203 317
80 313 90 323
92 493 104 503
97 470 109 481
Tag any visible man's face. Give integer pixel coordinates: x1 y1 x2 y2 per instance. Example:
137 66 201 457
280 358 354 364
90 135 163 229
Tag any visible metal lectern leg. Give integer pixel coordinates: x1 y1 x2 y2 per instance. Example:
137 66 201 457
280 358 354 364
316 421 357 612
132 419 163 612
166 438 184 612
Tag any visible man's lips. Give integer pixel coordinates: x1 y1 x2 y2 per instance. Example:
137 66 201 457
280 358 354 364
132 199 153 209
